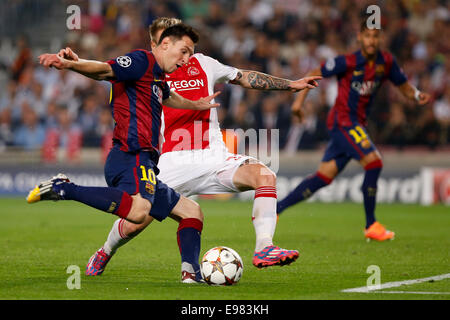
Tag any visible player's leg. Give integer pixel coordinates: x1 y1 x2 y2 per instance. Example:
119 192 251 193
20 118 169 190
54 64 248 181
104 215 154 256
86 151 207 277
168 196 204 283
335 123 394 241
277 160 336 214
277 137 351 215
359 150 395 241
359 150 382 229
86 147 172 276
86 214 154 276
27 173 150 224
231 161 299 268
233 161 277 251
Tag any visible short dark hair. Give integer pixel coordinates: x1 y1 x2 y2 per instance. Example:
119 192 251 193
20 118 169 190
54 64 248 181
157 23 199 45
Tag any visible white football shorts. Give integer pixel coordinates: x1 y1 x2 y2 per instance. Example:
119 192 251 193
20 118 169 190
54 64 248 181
157 148 259 197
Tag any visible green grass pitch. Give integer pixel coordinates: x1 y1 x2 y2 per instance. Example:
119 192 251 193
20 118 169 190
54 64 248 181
0 198 449 300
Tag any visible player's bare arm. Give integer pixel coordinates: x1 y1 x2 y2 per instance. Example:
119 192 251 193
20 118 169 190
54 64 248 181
163 90 221 110
230 70 321 92
38 48 115 81
398 82 431 105
290 67 323 120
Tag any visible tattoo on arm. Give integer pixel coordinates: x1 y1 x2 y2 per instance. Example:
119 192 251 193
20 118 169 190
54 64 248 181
234 71 243 81
237 70 291 90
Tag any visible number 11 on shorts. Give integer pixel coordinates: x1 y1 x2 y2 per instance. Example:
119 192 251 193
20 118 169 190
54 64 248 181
348 125 367 144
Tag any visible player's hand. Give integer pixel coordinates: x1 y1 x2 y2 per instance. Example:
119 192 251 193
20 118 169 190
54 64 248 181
417 92 431 105
38 53 70 70
194 91 221 110
289 76 322 92
58 47 79 61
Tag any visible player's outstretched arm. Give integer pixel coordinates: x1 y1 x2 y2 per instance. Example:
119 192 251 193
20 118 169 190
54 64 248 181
38 48 114 81
230 70 321 92
290 68 322 121
164 91 221 111
398 82 431 105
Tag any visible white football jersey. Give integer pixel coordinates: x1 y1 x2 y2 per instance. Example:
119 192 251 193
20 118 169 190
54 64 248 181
160 53 239 154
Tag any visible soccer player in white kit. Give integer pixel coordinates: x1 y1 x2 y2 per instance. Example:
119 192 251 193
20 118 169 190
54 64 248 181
86 18 322 282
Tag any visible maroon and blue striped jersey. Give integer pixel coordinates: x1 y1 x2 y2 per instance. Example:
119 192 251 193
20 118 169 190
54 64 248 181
106 49 170 154
321 50 407 129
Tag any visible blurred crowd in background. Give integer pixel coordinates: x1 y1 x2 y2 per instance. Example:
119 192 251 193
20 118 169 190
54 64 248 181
0 0 449 162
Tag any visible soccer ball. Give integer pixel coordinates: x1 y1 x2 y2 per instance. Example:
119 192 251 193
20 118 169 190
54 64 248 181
200 246 243 286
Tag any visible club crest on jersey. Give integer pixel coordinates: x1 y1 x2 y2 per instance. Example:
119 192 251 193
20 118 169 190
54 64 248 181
153 84 163 103
351 80 379 96
375 64 385 75
187 66 200 77
116 56 132 68
145 182 155 194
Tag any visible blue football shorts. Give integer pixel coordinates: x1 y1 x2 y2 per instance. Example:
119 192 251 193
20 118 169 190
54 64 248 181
322 123 377 171
104 144 180 221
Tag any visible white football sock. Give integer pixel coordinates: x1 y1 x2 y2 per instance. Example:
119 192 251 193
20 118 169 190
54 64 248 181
102 218 131 256
252 186 277 252
181 262 195 273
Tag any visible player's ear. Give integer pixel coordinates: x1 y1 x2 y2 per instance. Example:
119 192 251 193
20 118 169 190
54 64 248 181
160 37 171 50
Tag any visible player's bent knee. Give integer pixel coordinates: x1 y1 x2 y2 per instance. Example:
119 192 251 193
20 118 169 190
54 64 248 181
187 200 203 222
256 166 277 187
318 161 339 180
128 195 151 224
364 158 383 171
170 196 204 222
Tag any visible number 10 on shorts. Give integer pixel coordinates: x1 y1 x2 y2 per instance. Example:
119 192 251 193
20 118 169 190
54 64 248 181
140 165 156 184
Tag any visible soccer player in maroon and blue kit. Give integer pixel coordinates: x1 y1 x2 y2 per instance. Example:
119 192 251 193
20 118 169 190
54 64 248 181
28 24 220 282
277 22 431 241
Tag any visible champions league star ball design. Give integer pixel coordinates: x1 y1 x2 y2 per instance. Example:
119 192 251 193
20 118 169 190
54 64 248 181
200 246 243 286
116 55 132 68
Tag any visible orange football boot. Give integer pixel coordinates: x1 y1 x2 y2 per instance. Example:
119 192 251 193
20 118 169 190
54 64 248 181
364 221 395 242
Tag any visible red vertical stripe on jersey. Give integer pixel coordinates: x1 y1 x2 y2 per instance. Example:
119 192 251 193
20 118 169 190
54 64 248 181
355 60 375 127
136 51 156 151
331 53 357 128
381 51 394 78
132 152 140 194
111 82 131 152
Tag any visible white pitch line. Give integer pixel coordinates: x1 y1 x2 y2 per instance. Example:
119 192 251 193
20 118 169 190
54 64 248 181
372 291 450 295
341 273 450 293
